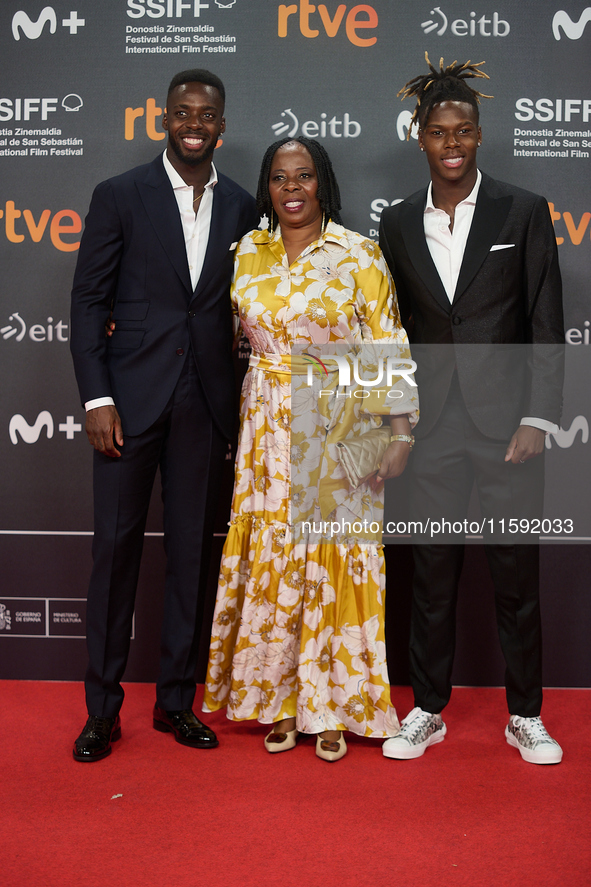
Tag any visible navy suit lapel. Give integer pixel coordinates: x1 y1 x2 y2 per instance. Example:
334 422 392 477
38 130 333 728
400 190 451 314
193 175 235 298
137 156 193 294
453 175 513 303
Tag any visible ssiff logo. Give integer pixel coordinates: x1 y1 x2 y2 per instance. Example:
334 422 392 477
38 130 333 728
272 108 361 139
12 7 85 39
553 8 591 40
127 0 213 17
421 6 509 36
0 604 11 631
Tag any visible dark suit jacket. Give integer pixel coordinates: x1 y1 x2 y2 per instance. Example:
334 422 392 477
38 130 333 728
379 172 564 439
70 154 258 439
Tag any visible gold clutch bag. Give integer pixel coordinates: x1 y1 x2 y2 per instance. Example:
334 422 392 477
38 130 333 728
336 426 392 489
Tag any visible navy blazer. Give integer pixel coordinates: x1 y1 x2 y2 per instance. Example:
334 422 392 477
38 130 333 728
70 154 258 439
379 172 564 439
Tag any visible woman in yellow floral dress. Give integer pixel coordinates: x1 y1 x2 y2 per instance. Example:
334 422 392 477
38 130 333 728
203 138 418 761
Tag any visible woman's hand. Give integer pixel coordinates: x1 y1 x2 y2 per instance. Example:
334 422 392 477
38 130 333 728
369 415 413 490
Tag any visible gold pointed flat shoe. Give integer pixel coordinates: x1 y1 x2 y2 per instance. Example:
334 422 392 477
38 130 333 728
315 732 347 762
264 727 299 753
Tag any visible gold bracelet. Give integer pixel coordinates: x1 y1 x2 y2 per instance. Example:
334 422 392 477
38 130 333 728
390 434 415 450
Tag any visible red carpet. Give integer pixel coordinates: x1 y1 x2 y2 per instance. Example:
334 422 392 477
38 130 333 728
2 681 589 887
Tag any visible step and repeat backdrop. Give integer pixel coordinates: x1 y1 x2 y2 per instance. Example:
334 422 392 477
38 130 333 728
1 0 590 686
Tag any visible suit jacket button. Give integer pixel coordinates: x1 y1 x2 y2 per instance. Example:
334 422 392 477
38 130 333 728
452 316 462 325
176 348 184 356
188 310 196 318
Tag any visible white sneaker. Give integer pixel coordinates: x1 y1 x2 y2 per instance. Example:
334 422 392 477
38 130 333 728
505 715 563 765
382 707 447 759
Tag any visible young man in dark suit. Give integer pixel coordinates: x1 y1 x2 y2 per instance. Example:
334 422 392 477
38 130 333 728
379 57 564 764
70 69 258 761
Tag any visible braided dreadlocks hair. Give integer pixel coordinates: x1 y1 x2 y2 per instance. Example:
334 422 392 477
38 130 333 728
398 52 493 140
256 136 342 232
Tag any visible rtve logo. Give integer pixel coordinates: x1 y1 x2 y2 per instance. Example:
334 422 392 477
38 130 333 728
553 8 591 40
8 411 82 445
421 6 509 36
12 7 85 40
549 203 591 246
125 99 165 141
278 2 378 46
0 202 81 251
272 108 361 139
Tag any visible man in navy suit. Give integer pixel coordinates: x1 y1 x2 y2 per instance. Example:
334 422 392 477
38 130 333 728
379 58 564 764
70 69 258 761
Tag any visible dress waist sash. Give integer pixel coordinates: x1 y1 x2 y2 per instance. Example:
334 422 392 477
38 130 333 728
248 351 338 377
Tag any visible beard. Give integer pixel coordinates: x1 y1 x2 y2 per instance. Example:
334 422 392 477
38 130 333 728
168 135 216 167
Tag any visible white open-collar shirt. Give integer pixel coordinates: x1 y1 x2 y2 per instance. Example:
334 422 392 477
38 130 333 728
162 149 217 291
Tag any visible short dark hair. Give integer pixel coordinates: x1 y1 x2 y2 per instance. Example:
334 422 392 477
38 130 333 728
167 69 225 104
256 137 342 231
399 53 492 137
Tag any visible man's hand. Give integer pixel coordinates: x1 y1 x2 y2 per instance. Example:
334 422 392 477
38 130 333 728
85 405 124 457
505 424 545 464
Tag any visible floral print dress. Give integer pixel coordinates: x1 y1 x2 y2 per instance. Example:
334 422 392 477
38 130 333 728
203 222 418 738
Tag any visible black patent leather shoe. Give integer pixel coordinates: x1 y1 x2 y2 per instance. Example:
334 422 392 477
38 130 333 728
73 714 121 762
153 705 218 748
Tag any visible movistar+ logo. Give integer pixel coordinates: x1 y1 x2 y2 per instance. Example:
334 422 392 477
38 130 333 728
12 7 85 40
552 8 591 40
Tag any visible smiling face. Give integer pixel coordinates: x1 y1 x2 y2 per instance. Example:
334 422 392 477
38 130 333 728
418 100 481 192
163 81 225 171
268 142 322 231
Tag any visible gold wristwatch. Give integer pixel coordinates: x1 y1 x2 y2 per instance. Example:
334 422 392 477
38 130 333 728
390 434 415 450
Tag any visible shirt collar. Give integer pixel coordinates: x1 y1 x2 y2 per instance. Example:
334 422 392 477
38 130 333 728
162 150 218 191
425 168 482 214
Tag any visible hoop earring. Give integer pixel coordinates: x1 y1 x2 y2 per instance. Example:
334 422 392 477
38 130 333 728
322 211 326 231
269 208 274 232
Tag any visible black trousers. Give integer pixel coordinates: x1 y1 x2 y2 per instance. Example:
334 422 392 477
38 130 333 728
84 353 225 717
409 375 544 718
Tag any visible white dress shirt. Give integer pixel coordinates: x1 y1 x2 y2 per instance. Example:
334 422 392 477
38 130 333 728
423 169 556 435
424 169 481 303
162 149 217 291
85 152 217 412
